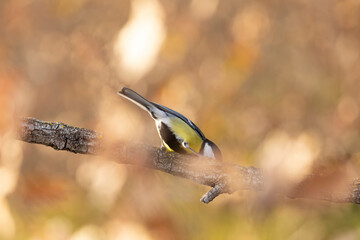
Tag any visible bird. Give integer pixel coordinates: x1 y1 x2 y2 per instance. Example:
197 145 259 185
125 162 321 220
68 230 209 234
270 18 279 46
117 87 222 161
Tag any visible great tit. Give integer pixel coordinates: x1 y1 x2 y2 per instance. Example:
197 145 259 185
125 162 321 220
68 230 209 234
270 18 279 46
117 87 222 161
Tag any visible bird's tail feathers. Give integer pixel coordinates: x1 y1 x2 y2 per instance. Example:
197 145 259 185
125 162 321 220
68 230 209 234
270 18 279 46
117 88 166 119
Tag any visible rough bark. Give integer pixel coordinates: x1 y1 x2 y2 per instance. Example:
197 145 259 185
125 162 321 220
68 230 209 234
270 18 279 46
18 117 360 204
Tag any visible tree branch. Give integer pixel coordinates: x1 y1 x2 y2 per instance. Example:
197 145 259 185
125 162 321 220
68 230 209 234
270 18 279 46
17 117 360 204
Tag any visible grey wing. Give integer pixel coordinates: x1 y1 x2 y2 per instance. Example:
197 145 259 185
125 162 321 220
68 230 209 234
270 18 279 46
152 102 206 140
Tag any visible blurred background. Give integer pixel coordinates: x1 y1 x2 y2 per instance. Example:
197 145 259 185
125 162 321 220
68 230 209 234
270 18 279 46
1 0 360 239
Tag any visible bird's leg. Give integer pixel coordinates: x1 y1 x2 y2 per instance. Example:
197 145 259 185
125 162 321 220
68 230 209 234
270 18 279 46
160 141 167 152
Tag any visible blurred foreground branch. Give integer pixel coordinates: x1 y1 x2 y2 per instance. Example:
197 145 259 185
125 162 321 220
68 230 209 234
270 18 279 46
18 117 360 204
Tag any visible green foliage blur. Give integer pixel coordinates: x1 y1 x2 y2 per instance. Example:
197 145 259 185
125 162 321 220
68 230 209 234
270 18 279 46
1 0 360 239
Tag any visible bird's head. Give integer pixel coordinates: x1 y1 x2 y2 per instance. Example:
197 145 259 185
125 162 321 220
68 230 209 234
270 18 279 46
200 139 222 161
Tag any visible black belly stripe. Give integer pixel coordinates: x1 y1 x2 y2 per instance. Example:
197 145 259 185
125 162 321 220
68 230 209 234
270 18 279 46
159 122 187 154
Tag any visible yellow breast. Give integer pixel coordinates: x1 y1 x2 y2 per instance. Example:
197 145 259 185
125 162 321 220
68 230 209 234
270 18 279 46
167 117 203 153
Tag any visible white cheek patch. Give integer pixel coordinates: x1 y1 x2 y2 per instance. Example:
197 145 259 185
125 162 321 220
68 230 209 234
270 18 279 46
203 143 215 159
